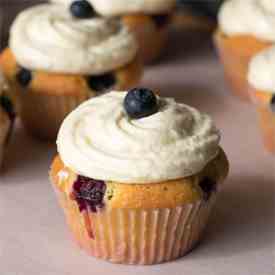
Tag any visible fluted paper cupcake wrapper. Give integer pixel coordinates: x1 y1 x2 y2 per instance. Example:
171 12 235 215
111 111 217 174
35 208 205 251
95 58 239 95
213 32 270 102
0 148 3 169
249 88 275 153
0 119 12 170
54 185 217 265
20 93 88 141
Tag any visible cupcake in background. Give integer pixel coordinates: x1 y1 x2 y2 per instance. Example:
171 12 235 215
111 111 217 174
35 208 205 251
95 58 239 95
214 0 274 101
52 0 177 64
50 88 229 265
0 71 15 169
248 46 275 153
1 3 142 141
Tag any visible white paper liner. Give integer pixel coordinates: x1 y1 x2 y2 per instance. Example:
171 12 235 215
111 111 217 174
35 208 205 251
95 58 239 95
54 185 217 265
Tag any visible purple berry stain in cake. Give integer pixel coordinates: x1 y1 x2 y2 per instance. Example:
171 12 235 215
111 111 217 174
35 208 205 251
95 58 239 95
72 176 106 213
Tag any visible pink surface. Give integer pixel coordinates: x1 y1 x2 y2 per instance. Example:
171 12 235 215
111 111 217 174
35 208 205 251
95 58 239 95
0 30 274 274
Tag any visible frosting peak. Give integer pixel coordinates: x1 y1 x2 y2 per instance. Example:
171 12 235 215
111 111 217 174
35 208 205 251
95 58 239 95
9 4 138 74
218 0 275 41
57 92 220 183
51 0 176 15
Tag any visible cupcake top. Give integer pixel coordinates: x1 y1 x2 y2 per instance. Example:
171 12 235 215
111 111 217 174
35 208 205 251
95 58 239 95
51 0 176 16
248 46 275 92
57 89 220 184
9 4 138 75
218 0 275 41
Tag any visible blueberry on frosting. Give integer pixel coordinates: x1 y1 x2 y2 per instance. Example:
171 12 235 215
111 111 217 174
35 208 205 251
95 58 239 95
16 68 32 87
124 88 159 119
70 0 96 18
270 95 275 112
87 73 116 92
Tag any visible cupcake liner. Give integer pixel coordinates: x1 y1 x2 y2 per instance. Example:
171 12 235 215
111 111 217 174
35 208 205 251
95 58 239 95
256 105 275 153
0 115 11 169
0 145 3 169
213 31 271 102
20 92 88 141
249 88 275 153
54 184 217 265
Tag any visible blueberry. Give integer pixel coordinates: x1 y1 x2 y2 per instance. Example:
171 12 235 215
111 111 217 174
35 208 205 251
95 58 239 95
199 177 217 201
124 88 159 119
270 95 275 112
73 176 106 212
151 14 171 29
0 95 15 120
16 68 32 87
70 0 96 19
87 73 116 92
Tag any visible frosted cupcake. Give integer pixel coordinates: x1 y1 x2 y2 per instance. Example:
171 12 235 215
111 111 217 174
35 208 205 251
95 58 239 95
0 71 15 169
248 46 275 153
51 0 177 64
50 88 229 265
1 3 141 140
214 0 274 101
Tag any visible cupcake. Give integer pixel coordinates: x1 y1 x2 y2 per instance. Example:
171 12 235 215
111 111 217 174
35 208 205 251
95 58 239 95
51 0 177 64
0 71 15 169
248 46 275 153
50 88 229 264
1 3 142 141
214 0 274 101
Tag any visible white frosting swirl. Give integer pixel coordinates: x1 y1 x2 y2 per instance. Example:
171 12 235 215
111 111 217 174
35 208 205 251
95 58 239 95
9 4 138 74
218 0 275 41
57 92 220 184
51 0 176 15
248 46 275 92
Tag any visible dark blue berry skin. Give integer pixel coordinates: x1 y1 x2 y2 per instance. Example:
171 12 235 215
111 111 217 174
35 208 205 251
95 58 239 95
0 95 15 120
151 14 171 29
87 73 116 92
270 95 275 113
124 88 159 119
199 177 217 201
73 176 106 212
70 0 96 19
16 68 32 87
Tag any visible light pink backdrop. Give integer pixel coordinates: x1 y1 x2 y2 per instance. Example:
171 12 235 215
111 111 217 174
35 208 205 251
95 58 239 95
0 12 274 275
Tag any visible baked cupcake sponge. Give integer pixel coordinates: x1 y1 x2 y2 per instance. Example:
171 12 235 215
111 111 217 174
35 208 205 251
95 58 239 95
50 148 229 264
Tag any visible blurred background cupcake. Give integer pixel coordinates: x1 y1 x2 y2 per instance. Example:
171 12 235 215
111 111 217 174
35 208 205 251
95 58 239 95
0 70 15 169
214 0 274 101
0 3 142 141
248 46 275 153
50 89 229 265
51 0 177 64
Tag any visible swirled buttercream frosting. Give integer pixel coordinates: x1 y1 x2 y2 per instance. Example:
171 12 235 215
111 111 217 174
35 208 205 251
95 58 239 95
9 4 138 74
57 92 220 184
51 0 176 15
219 0 275 41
